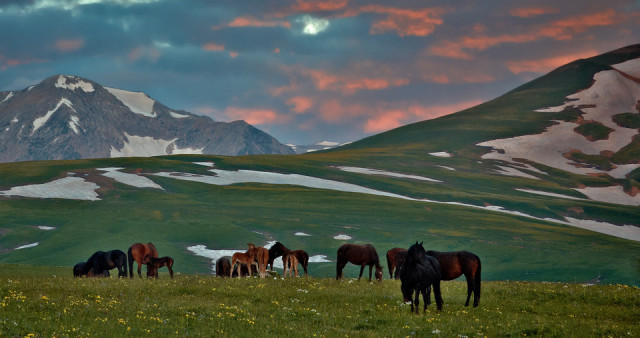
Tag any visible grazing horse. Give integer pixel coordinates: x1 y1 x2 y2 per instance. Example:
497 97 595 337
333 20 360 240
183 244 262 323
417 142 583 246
248 243 269 278
216 256 250 277
230 251 254 277
394 250 408 279
386 248 407 279
400 242 443 313
284 253 299 277
128 242 158 278
268 242 310 276
85 250 128 277
73 262 110 277
426 250 482 307
336 243 383 282
143 255 174 279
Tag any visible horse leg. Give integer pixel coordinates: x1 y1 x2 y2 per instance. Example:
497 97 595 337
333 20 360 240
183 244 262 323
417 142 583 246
368 265 373 281
358 265 365 281
137 262 143 278
413 290 420 314
464 273 473 307
303 262 308 276
336 258 346 280
421 288 429 312
433 280 443 311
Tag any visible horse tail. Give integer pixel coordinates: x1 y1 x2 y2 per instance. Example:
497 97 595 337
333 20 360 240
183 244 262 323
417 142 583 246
127 246 134 278
386 252 394 279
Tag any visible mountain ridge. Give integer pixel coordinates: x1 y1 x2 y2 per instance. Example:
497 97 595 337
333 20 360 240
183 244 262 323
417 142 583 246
0 75 294 162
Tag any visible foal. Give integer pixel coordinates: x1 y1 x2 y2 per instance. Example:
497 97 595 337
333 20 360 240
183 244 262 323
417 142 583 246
284 253 299 277
230 251 254 277
143 255 174 279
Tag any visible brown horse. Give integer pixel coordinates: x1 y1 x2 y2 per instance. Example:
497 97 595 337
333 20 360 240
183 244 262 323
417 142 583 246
128 242 158 278
426 250 482 307
248 243 269 278
143 255 174 279
386 248 407 279
284 253 299 277
268 242 309 276
230 251 254 277
336 243 383 282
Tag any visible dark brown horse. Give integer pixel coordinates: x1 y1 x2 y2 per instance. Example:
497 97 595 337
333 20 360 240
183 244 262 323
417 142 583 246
143 255 174 279
336 243 383 282
73 262 110 277
268 242 310 276
426 250 482 307
85 250 128 277
128 242 158 278
394 250 408 279
386 248 407 279
216 256 250 277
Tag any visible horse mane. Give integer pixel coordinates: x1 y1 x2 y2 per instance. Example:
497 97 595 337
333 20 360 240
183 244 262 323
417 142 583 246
147 242 157 254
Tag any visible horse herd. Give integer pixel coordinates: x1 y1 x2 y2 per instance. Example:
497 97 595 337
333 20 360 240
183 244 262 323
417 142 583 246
73 242 174 279
72 240 481 312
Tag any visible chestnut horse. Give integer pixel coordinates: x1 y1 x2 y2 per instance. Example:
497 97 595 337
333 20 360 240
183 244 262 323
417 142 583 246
128 242 158 278
426 250 482 307
248 243 269 278
230 251 254 277
336 243 383 282
386 248 407 279
143 254 174 279
268 242 309 276
216 256 250 277
284 253 299 277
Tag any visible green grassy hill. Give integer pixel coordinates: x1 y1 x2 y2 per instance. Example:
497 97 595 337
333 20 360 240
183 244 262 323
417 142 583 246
0 45 639 286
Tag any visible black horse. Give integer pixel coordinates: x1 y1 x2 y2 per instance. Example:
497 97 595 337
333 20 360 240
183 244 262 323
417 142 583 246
426 249 482 307
73 262 110 277
85 250 128 278
268 242 310 276
400 242 443 313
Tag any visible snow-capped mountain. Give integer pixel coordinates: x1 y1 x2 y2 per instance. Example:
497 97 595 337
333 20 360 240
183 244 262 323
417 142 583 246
0 75 293 162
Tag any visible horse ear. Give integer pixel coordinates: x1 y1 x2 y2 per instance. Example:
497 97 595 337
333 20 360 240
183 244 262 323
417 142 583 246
419 241 423 246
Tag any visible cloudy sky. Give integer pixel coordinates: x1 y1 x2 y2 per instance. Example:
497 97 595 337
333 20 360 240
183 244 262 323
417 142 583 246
1 0 639 145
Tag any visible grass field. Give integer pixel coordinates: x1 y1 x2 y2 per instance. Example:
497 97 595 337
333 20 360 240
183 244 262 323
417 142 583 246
0 264 638 337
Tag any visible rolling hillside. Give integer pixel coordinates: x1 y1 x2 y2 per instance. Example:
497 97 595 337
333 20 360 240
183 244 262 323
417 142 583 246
0 45 639 286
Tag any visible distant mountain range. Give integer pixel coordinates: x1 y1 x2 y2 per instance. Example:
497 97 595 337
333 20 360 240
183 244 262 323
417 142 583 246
0 75 293 162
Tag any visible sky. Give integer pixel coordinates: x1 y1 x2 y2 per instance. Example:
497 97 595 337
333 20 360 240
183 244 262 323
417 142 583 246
0 0 639 146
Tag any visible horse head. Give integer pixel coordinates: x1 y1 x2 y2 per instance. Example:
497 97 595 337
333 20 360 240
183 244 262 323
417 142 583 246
407 242 426 262
142 254 152 264
375 265 384 282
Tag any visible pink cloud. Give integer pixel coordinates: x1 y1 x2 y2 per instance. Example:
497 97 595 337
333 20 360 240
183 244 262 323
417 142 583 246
364 100 484 133
202 42 225 51
224 107 287 125
129 46 161 62
291 0 349 12
215 16 291 29
319 100 367 123
286 96 314 113
299 67 409 95
507 50 598 74
0 54 48 70
339 5 446 37
428 9 624 59
54 39 84 52
509 7 559 18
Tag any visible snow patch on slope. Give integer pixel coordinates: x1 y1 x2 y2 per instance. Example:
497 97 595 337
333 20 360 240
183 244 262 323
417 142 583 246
110 133 204 157
574 186 640 206
337 166 442 183
479 58 640 178
1 92 13 103
170 111 189 119
69 115 81 134
15 243 39 250
32 97 75 134
98 167 163 189
55 75 95 92
0 176 100 201
105 87 157 118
